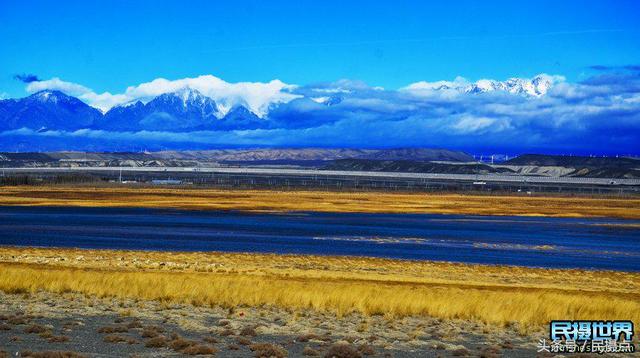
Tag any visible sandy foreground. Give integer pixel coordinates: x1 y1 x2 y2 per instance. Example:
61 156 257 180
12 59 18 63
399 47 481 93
1 247 639 357
0 186 639 219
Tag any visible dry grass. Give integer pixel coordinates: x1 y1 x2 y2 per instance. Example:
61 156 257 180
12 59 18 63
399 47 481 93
0 249 639 332
0 186 638 218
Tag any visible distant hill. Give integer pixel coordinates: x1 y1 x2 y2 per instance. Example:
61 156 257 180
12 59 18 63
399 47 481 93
504 154 640 179
0 148 474 168
504 154 640 167
324 159 513 174
155 148 474 163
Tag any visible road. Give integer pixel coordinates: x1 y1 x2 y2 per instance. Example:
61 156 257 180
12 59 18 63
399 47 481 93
2 166 640 186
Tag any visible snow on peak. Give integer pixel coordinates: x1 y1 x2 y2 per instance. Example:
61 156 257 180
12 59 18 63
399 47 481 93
173 87 208 106
402 74 564 97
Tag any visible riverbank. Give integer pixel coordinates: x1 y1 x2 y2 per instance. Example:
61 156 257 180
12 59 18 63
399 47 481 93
1 247 638 329
1 186 639 219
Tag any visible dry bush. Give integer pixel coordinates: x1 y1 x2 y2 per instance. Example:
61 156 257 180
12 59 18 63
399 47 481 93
39 330 54 339
0 323 10 331
500 341 514 349
126 320 142 329
203 336 218 344
24 324 48 334
357 344 375 356
8 315 28 325
479 345 502 358
240 326 257 337
145 335 168 348
220 328 235 336
249 343 288 358
324 344 362 358
20 352 87 358
48 335 70 343
303 346 320 356
0 351 8 358
451 348 471 356
141 326 163 338
217 319 230 326
169 336 198 351
227 344 240 351
236 337 252 345
103 334 137 344
97 325 128 333
182 344 217 355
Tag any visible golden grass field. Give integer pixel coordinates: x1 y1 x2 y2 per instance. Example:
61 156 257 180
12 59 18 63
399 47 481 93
0 185 639 218
1 247 638 333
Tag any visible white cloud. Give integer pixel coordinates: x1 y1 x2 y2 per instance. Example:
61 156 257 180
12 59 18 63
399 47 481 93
27 78 93 98
402 76 470 92
26 75 301 117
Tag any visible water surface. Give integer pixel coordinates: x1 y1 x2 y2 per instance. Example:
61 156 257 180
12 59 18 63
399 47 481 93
0 206 638 271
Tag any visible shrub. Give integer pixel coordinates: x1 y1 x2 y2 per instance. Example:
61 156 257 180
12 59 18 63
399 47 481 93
8 316 28 325
97 325 128 333
169 336 198 351
220 328 235 336
145 335 168 348
104 334 137 344
296 333 324 342
451 348 471 356
141 326 163 338
324 344 362 358
48 335 70 343
126 320 143 329
24 324 48 334
20 352 87 358
203 336 218 344
357 344 375 356
250 343 288 358
182 345 217 355
240 326 257 337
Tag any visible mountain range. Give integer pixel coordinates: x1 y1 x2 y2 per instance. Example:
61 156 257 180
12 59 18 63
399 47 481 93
0 88 264 132
0 76 557 133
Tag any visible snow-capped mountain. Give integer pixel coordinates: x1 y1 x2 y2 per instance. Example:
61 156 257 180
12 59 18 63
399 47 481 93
466 75 555 96
0 88 264 132
404 74 560 97
99 88 263 131
0 90 102 131
0 76 560 133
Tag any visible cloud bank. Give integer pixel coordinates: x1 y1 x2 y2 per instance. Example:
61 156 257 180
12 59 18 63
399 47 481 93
6 68 640 154
26 75 301 116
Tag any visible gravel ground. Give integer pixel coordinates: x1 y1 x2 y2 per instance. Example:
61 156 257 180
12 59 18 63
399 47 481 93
0 291 540 357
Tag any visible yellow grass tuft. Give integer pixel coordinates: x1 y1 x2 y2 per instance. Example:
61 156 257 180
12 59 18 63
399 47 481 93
1 247 639 332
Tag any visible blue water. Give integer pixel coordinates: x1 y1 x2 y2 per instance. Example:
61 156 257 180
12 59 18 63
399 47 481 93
0 206 639 271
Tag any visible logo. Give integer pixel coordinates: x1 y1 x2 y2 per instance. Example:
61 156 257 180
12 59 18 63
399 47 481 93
537 320 635 354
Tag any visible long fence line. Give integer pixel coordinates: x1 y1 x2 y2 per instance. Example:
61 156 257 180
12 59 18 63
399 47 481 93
2 166 640 186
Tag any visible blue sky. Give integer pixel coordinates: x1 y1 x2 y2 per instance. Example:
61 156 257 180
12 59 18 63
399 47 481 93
1 1 639 154
1 0 639 97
